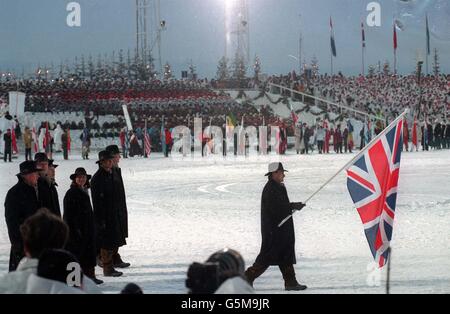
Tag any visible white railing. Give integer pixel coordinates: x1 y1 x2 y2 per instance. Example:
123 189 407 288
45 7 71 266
269 83 384 121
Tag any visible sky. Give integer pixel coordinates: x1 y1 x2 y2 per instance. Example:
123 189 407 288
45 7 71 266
0 0 449 78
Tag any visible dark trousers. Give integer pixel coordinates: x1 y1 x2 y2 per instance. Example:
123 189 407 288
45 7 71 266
317 141 324 154
25 148 32 161
4 149 11 162
63 148 68 160
245 263 298 286
113 247 124 264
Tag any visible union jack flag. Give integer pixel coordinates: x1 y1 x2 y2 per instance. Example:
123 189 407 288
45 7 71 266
346 117 404 267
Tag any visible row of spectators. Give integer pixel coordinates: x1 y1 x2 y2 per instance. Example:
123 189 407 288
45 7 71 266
268 73 450 122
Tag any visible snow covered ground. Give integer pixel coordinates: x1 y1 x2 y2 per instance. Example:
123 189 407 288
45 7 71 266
1 149 449 294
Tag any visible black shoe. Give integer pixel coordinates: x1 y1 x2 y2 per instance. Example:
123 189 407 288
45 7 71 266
114 261 131 268
104 269 123 277
92 277 104 285
285 283 307 291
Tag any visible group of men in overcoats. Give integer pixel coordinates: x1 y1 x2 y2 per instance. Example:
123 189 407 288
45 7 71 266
4 145 130 284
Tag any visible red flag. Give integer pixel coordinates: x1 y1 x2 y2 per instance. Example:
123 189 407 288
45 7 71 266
412 117 418 148
11 129 18 154
43 122 50 149
67 129 71 152
393 24 398 50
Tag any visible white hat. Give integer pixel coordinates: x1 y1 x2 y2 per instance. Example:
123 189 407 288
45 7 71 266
265 162 288 176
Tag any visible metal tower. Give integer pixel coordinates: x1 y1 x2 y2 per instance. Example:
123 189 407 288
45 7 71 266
136 0 164 76
225 0 250 65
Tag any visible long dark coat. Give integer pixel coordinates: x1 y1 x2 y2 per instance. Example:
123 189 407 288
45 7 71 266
37 177 61 217
91 167 126 250
112 167 128 238
3 133 12 152
255 179 296 266
63 185 96 269
4 177 40 271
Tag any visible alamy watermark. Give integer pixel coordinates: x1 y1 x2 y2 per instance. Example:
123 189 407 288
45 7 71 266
168 118 285 162
66 2 81 27
65 2 381 28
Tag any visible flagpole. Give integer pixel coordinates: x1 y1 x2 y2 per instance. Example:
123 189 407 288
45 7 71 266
426 14 430 75
394 49 397 75
393 21 398 75
278 109 409 227
386 247 392 294
331 54 334 76
361 21 365 76
362 45 365 76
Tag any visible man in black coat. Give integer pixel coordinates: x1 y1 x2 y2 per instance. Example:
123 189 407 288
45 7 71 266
446 122 450 149
245 162 307 291
3 129 12 162
91 150 126 277
61 129 69 160
105 145 130 268
434 122 442 149
4 161 41 271
34 153 61 217
64 167 103 285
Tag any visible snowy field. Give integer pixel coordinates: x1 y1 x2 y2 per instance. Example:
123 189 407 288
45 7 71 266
0 150 449 294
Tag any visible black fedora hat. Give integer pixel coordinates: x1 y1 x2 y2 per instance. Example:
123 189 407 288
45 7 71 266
70 167 92 180
265 162 288 176
34 152 49 163
105 145 120 155
17 160 40 176
96 150 114 164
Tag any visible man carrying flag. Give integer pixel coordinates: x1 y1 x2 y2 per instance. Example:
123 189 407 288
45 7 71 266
278 111 408 269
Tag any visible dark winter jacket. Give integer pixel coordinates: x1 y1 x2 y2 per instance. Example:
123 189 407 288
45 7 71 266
61 132 68 151
4 176 40 271
427 124 434 143
434 123 442 139
112 167 128 238
334 129 343 143
37 177 61 217
91 167 126 250
4 133 12 152
255 179 297 266
63 185 96 269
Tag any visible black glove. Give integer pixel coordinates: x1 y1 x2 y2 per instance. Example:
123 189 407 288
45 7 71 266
292 202 306 211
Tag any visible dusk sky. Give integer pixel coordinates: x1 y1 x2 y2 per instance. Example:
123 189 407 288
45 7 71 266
1 0 449 78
